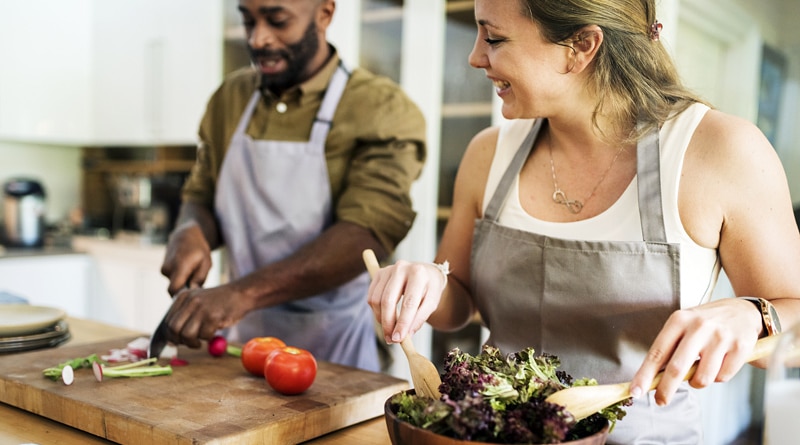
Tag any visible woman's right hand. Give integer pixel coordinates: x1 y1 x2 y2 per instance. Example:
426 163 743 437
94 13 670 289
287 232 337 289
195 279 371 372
160 222 213 295
367 260 447 344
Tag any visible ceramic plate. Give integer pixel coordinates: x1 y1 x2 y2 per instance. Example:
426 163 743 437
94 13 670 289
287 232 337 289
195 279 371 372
0 330 71 353
0 320 69 344
0 304 66 336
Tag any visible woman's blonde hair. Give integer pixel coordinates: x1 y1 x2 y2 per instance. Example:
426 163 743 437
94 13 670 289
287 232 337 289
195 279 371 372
519 0 707 140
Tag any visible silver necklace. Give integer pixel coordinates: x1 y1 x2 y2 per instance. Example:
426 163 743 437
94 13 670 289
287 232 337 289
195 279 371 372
547 134 626 214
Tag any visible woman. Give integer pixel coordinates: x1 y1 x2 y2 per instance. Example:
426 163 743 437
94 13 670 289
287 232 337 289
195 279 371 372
367 0 800 443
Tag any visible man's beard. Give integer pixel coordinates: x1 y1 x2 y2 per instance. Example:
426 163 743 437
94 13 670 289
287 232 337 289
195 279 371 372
250 20 320 94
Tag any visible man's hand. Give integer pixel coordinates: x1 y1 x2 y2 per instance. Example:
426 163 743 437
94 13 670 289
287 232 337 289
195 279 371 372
160 222 213 295
163 285 252 348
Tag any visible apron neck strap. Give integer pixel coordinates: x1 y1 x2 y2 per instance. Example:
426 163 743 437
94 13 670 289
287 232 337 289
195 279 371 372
235 61 352 144
316 61 350 124
483 118 544 221
309 61 350 143
484 119 667 243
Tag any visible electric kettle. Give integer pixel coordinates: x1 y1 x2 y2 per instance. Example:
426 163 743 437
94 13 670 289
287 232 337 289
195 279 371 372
2 178 47 247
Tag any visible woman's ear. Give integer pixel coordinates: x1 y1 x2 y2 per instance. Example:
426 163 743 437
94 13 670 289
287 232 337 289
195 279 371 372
569 25 603 74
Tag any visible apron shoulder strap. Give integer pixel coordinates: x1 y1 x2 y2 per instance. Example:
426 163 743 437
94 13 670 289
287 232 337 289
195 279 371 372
483 119 544 222
635 127 667 242
309 62 350 144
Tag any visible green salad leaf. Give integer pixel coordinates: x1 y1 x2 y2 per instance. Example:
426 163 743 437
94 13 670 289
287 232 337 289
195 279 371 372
392 345 630 444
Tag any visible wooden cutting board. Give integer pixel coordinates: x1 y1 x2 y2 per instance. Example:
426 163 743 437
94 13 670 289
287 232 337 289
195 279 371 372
0 337 408 444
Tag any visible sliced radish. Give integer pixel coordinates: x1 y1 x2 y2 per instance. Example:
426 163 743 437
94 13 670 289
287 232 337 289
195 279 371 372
169 357 189 366
126 337 151 359
61 365 74 385
92 361 104 382
160 345 178 359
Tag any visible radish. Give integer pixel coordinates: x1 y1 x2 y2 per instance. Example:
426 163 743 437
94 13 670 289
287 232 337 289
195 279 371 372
92 361 104 382
208 335 227 357
61 365 74 385
169 357 189 366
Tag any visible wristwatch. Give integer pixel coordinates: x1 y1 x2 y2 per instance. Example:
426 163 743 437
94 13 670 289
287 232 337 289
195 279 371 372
741 297 782 337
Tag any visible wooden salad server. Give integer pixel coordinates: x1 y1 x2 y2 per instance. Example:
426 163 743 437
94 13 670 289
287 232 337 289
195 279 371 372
362 249 442 399
545 333 783 421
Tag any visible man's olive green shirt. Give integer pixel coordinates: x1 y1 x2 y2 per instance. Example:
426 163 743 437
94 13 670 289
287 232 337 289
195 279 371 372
182 52 427 252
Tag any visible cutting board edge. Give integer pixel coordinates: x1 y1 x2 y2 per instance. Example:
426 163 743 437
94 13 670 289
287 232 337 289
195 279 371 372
1 338 413 445
201 379 409 445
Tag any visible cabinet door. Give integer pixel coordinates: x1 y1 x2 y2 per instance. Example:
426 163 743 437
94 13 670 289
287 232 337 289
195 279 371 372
0 255 90 318
0 0 222 145
0 1 94 143
92 0 223 145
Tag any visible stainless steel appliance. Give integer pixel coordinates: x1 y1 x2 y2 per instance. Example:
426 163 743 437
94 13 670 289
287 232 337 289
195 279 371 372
2 178 47 247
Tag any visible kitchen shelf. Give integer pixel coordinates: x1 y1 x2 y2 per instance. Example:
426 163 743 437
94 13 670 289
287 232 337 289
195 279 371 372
82 146 196 174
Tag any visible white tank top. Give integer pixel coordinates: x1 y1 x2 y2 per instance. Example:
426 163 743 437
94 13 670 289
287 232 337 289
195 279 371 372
482 103 720 309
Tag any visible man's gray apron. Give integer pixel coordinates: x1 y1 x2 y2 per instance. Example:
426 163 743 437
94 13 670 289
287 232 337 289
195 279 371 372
472 119 702 443
214 63 379 372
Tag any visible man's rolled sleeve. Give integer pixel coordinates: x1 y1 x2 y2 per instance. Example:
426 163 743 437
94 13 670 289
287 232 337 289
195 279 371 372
338 138 424 253
181 141 216 208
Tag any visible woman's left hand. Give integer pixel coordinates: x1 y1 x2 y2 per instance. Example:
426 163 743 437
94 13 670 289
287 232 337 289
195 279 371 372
629 297 761 406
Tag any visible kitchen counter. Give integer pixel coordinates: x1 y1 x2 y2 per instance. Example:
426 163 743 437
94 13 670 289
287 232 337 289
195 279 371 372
0 244 81 259
0 317 393 445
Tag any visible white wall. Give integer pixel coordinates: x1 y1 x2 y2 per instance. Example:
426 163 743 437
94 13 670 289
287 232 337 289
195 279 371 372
732 0 800 205
0 141 82 225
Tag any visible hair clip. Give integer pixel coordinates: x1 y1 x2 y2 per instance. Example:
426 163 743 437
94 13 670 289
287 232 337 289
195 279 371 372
650 20 663 41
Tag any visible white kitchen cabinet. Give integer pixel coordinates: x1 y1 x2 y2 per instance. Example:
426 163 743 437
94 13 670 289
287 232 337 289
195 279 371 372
0 0 223 146
74 236 222 334
0 253 91 318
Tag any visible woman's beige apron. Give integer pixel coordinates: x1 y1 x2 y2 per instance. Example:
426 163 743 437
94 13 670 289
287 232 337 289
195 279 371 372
214 63 379 372
472 119 702 443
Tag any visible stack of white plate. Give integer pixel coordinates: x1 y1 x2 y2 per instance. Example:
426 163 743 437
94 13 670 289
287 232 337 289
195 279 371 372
0 304 71 353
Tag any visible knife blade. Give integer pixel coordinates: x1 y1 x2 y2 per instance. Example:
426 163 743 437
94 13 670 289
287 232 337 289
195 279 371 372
148 286 184 359
148 284 194 359
147 315 169 359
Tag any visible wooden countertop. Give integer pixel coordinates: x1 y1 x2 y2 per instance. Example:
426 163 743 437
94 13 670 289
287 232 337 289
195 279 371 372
0 317 392 445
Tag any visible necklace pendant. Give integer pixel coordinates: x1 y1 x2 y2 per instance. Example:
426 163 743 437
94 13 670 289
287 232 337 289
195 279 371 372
552 189 584 214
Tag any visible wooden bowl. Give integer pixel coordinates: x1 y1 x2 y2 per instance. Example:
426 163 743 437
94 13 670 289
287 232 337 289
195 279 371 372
384 391 609 445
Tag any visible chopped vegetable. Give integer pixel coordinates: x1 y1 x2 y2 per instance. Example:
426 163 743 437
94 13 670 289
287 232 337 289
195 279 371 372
42 354 103 381
45 355 172 383
100 357 173 378
92 361 103 382
170 357 189 367
125 337 150 359
392 345 629 444
61 365 74 385
226 344 242 357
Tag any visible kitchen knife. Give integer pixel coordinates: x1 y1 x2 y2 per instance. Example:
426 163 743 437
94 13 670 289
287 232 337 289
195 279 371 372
147 313 169 359
147 287 184 359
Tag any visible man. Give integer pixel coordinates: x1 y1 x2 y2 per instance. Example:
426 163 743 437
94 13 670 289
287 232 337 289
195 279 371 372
159 0 426 372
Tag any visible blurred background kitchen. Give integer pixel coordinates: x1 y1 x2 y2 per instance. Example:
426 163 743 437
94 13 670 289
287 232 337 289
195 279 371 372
1 1 798 443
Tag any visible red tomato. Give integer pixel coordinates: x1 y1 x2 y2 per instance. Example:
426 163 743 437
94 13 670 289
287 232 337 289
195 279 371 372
264 346 317 395
241 337 286 376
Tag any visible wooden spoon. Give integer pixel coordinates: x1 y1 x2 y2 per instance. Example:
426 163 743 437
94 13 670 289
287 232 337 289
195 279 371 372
362 249 442 399
545 333 783 421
